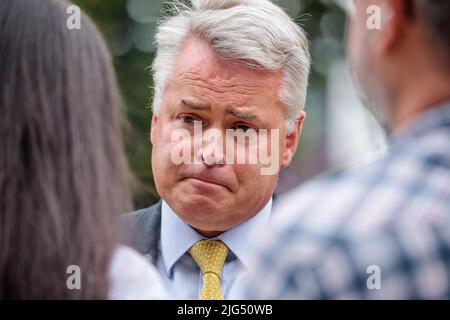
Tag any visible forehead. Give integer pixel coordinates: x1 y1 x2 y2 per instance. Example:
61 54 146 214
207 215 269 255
169 36 283 105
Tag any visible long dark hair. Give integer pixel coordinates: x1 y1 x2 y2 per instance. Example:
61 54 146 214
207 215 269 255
0 0 132 299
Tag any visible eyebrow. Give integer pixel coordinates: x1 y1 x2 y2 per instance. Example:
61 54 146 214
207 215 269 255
230 110 257 120
181 98 258 120
181 99 209 110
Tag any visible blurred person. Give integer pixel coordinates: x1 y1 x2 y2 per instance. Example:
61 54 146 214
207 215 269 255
243 0 450 299
0 0 166 299
123 0 310 299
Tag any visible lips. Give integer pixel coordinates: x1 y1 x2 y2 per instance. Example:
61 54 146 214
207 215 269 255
179 168 234 192
187 177 229 190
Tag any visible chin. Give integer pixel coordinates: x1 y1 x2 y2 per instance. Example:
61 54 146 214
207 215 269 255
173 180 230 207
177 196 232 231
180 192 224 212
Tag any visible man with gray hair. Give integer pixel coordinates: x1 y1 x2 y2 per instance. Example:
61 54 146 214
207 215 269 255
124 0 310 299
244 0 450 299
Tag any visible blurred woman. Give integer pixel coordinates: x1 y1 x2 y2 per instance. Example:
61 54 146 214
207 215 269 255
0 0 166 299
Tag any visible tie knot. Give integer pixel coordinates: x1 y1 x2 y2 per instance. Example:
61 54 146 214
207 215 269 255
188 240 229 277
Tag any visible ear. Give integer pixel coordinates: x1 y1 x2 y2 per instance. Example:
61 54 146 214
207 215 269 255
376 0 409 54
281 111 306 168
150 113 158 145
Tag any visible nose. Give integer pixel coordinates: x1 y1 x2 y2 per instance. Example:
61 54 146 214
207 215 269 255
195 127 226 167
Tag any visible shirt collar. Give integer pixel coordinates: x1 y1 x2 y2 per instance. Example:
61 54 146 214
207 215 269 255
216 199 272 269
160 198 272 275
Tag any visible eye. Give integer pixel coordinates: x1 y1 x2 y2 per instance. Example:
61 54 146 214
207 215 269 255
180 115 201 125
232 124 253 132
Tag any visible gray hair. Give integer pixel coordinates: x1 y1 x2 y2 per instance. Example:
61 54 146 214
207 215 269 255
151 0 310 133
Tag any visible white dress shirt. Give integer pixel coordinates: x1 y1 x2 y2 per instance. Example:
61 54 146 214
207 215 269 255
157 199 272 299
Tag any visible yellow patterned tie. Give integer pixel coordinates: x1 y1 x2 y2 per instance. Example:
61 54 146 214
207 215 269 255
188 240 229 300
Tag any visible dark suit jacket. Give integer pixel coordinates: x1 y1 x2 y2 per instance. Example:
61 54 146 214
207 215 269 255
122 195 277 264
122 201 163 265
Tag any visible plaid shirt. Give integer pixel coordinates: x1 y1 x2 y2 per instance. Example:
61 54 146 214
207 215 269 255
244 101 450 299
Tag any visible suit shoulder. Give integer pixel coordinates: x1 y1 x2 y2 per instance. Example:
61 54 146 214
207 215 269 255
120 201 162 256
122 201 162 225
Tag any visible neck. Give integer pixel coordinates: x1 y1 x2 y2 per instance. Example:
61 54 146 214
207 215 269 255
195 228 224 238
389 71 450 134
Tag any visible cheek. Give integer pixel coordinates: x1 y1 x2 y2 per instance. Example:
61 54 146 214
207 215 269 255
232 164 273 192
270 127 286 166
151 124 181 180
154 121 185 154
233 164 254 185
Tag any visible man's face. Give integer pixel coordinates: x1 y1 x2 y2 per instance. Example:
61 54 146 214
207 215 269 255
150 37 302 236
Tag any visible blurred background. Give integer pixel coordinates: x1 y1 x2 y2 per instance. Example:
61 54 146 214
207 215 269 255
72 0 387 208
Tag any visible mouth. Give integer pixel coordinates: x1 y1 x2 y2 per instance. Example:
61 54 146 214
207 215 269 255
182 176 232 192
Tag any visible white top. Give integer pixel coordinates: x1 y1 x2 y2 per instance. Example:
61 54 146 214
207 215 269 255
108 245 168 299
